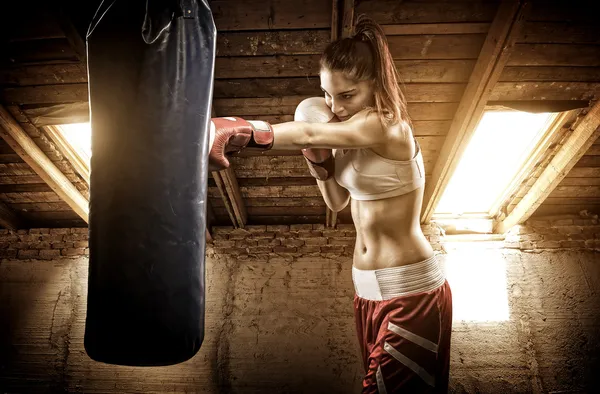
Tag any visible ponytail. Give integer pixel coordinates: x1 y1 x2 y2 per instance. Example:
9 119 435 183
320 15 411 130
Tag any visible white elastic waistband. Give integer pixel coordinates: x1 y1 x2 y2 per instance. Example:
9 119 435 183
352 255 445 301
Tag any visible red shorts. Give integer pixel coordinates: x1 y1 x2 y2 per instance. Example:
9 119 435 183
353 257 453 393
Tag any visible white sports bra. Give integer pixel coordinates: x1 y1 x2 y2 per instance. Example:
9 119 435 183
334 141 425 201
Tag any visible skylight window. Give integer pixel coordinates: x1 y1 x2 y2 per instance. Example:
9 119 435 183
44 122 91 184
435 110 557 216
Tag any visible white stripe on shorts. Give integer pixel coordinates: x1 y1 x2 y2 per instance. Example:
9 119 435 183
383 342 435 387
387 322 438 353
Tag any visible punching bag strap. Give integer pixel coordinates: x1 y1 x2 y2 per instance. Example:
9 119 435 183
87 0 117 38
142 0 180 44
181 0 196 19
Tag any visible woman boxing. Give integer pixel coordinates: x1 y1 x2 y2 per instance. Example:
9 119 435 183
209 15 453 394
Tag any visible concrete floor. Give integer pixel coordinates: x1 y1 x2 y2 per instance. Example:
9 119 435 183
1 243 599 393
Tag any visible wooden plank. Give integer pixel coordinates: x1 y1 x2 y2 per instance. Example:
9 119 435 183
231 149 302 157
19 210 81 220
548 186 600 198
0 183 51 193
209 185 322 198
0 191 62 203
213 96 312 116
248 215 326 225
487 100 591 113
0 105 88 222
396 60 475 83
0 154 23 163
530 204 600 217
575 156 600 168
1 84 88 105
2 38 79 65
387 35 486 60
216 30 329 57
0 201 26 230
214 206 325 216
215 55 320 79
585 145 600 155
0 63 88 86
215 98 459 120
210 0 331 31
520 22 600 44
556 177 600 186
566 168 600 178
543 197 600 205
216 57 478 83
422 0 529 223
212 196 326 207
0 163 35 176
9 201 72 211
495 101 600 233
340 0 354 39
331 0 340 41
383 23 490 35
56 12 87 63
500 66 600 82
0 175 46 184
355 1 498 24
237 177 316 187
527 2 598 23
4 11 65 41
490 82 599 101
214 78 320 98
508 44 600 67
214 78 465 102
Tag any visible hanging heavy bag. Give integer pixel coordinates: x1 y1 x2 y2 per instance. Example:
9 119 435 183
84 0 216 366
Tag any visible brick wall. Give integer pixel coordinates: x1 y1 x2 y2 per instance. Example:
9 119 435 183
2 215 598 262
0 228 89 260
209 223 444 259
504 213 600 251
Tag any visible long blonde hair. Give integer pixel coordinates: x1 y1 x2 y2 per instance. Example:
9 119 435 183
319 15 411 129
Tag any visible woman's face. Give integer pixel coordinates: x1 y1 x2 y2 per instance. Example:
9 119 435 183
319 68 375 121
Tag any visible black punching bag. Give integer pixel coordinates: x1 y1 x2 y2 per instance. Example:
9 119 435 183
84 0 215 366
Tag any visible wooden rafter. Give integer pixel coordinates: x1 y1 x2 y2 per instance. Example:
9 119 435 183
0 104 89 222
212 166 247 228
495 101 600 233
420 0 529 223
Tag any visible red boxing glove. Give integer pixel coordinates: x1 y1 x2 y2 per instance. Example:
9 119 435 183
209 117 274 171
302 148 335 181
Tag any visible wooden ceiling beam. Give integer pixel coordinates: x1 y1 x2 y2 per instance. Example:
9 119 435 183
420 0 529 223
0 104 89 223
495 101 600 233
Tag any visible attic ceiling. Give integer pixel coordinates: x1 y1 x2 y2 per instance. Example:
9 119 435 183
0 0 599 231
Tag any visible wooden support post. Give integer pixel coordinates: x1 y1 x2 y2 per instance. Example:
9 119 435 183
205 199 215 243
495 101 600 233
420 0 529 223
0 104 89 223
212 166 247 228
